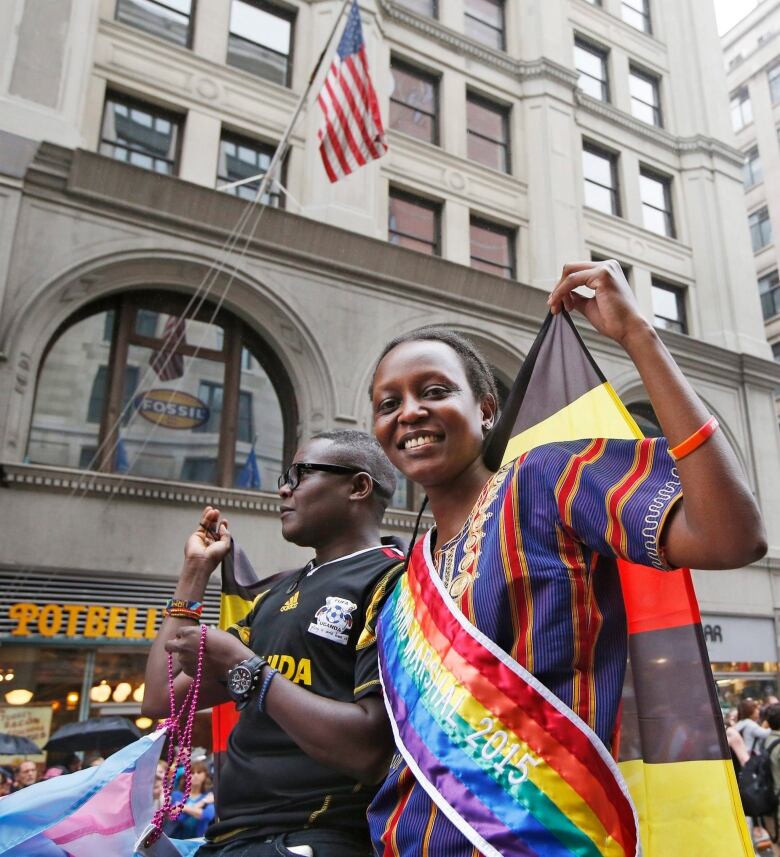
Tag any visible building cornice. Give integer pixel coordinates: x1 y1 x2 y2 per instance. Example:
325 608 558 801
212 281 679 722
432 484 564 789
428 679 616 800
575 92 744 167
376 0 578 88
0 462 430 532
19 145 780 391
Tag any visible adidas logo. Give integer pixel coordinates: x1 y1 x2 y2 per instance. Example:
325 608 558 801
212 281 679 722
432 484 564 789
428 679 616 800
280 591 299 612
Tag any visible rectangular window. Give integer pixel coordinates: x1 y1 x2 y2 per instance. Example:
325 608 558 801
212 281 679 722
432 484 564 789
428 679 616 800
195 381 253 442
743 146 763 189
396 0 437 15
389 59 439 145
651 280 687 334
466 93 510 173
730 86 752 132
218 132 282 205
582 143 619 216
227 0 295 87
582 0 602 5
87 366 140 426
629 66 662 126
770 64 780 105
115 0 193 47
388 189 441 255
574 39 609 102
749 207 773 252
464 0 505 51
640 169 674 237
759 270 780 320
622 0 651 33
470 217 515 278
99 93 181 175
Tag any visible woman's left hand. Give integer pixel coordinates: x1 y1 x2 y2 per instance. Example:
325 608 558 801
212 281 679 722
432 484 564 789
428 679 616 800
548 260 650 346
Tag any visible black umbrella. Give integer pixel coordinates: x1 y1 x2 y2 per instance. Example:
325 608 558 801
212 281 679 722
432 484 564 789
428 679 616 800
44 716 141 753
0 732 40 755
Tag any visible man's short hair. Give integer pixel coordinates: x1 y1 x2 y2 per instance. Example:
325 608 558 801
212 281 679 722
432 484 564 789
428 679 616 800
765 703 780 730
313 430 396 518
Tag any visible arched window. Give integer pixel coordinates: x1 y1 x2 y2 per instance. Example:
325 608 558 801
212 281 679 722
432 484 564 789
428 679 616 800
627 401 663 438
27 292 297 490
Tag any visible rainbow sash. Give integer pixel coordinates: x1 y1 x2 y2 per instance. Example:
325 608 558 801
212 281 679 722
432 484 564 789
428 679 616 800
378 535 640 857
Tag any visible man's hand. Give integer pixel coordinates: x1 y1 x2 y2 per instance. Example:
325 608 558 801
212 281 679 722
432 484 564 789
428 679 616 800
165 625 252 679
547 260 651 346
183 506 231 577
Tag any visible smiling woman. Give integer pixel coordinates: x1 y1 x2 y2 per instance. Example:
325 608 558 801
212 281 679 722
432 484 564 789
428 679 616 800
365 260 766 856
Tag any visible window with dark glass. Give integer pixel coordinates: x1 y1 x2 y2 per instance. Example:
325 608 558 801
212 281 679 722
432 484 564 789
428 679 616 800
629 66 662 126
730 86 752 132
759 270 780 320
464 0 505 51
582 0 602 5
627 402 663 436
639 169 674 237
744 146 762 189
388 189 440 255
574 39 609 102
651 280 687 334
115 0 193 47
227 0 295 87
466 93 510 172
622 0 651 33
217 132 283 206
749 207 773 252
99 93 181 176
470 217 515 278
396 0 437 16
770 64 780 105
389 59 439 145
582 143 619 215
27 293 295 491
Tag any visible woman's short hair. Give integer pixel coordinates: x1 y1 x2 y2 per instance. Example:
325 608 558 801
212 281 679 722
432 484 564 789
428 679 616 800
369 326 499 409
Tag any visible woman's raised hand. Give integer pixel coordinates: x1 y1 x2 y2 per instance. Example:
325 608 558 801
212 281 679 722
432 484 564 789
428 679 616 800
183 505 231 575
548 260 650 346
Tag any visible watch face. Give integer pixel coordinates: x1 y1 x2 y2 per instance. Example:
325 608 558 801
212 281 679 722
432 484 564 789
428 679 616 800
228 664 253 696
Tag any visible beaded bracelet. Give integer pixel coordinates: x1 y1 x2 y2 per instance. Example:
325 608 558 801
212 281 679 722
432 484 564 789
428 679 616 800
257 667 279 713
668 416 719 461
164 598 203 622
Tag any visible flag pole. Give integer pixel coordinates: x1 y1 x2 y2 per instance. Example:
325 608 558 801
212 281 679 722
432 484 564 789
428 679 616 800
217 0 353 197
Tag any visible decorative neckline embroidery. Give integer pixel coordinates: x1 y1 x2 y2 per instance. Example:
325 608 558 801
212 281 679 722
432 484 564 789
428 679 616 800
433 463 513 599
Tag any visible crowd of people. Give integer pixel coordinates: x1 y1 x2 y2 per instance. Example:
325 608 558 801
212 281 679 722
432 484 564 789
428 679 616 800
726 697 780 854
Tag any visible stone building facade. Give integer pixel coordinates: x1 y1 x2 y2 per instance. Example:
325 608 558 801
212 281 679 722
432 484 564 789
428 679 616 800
722 0 780 411
0 0 778 756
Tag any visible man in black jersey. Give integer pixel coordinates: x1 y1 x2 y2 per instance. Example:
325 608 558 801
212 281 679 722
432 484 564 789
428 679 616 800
143 431 405 856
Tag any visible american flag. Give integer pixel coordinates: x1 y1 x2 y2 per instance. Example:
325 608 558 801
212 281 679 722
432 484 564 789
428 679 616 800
150 313 185 380
317 1 388 183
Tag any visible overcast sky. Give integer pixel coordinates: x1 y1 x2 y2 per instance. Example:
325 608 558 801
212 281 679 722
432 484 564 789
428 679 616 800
713 0 761 35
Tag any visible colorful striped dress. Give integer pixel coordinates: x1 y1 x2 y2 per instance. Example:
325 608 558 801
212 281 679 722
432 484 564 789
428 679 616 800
368 437 682 856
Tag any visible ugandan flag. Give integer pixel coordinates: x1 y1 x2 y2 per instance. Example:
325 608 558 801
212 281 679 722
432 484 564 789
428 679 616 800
483 311 751 857
212 541 268 780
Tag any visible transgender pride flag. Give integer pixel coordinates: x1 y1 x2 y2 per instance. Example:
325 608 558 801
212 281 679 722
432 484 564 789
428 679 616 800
0 731 198 857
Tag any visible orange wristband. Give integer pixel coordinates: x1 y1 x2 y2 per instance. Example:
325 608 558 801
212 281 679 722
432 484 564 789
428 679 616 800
668 416 719 461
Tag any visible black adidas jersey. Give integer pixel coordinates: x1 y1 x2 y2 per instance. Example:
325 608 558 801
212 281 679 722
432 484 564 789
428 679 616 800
208 543 405 842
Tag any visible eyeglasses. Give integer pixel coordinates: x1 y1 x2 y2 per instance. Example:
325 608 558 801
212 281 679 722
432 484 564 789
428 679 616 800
278 462 385 493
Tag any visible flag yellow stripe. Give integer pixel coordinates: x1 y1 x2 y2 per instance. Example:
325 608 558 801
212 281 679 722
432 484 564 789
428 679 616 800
618 758 752 856
502 383 641 465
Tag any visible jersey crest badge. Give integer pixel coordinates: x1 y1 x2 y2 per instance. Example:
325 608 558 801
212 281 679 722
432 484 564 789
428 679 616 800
280 591 299 612
308 596 357 645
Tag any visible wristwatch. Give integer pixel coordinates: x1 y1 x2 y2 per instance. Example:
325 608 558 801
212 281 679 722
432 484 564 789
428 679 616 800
226 655 266 710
